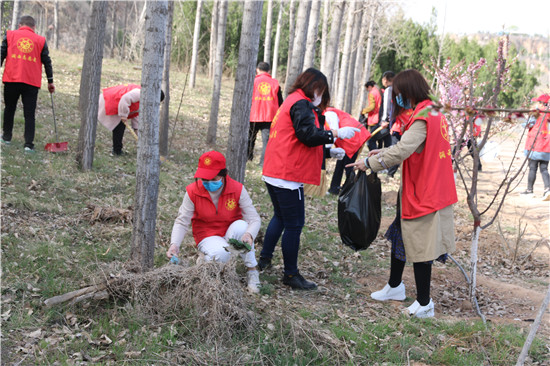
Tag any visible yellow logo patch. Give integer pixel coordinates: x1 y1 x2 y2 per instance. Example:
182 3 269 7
225 198 237 211
17 38 34 53
440 115 450 142
204 157 212 166
258 82 271 96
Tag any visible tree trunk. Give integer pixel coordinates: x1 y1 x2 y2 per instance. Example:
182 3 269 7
121 2 129 59
357 5 377 114
344 4 362 113
284 0 296 89
160 1 173 158
322 0 345 92
109 2 117 58
209 0 219 79
53 0 59 49
76 1 108 171
352 5 369 116
131 0 167 273
320 0 330 72
284 0 311 96
271 0 283 79
263 0 273 63
206 0 228 146
189 0 203 89
10 0 20 30
303 0 321 70
335 0 356 110
226 0 264 183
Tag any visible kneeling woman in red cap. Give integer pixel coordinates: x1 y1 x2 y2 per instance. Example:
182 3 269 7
167 151 262 293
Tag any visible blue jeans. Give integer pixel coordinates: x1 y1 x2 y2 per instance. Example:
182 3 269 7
261 183 305 276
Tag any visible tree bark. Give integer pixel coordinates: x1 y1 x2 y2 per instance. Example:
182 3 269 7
10 0 20 30
189 0 203 89
271 0 283 79
109 2 117 58
76 0 108 171
131 0 167 273
263 0 273 63
320 0 330 72
322 0 345 92
53 0 59 49
226 0 264 183
206 0 228 146
284 0 296 89
352 4 369 116
357 5 377 114
209 0 219 79
335 0 356 110
284 0 311 96
344 4 362 113
160 1 173 158
303 0 321 70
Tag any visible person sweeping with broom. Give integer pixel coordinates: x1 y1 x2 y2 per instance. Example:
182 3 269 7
97 84 164 156
166 151 262 294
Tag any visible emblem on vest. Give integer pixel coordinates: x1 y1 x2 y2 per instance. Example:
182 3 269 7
225 198 237 211
258 82 271 95
440 116 450 142
17 38 34 53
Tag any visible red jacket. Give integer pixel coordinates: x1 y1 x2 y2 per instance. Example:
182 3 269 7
401 100 457 219
525 113 550 153
186 176 243 245
2 26 46 87
250 73 280 122
103 84 141 118
367 87 382 126
325 107 370 158
263 89 325 185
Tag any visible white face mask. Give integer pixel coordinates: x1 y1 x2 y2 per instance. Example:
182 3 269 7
312 93 322 107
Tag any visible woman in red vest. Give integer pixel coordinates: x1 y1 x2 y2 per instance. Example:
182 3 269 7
166 151 262 293
348 69 457 318
260 68 359 290
522 94 550 200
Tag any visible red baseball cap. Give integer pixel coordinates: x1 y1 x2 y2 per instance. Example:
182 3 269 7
194 151 226 180
532 94 550 103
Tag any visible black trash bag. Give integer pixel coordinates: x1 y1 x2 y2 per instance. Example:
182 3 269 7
337 170 382 251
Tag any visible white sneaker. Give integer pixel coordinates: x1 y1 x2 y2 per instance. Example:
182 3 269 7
542 190 550 201
370 282 406 301
404 299 435 318
246 270 261 294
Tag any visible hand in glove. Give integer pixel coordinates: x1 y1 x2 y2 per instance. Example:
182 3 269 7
330 147 346 160
337 127 360 139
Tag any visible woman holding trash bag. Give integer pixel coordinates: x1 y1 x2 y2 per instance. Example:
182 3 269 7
260 68 359 290
166 151 262 293
347 69 457 318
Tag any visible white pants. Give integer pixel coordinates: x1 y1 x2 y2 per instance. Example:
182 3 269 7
197 220 258 268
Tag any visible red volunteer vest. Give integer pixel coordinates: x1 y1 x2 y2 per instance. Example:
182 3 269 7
263 89 324 185
186 176 243 245
326 107 370 158
401 100 457 219
103 84 141 119
367 87 382 126
391 109 413 135
525 112 550 153
2 26 46 88
250 73 280 122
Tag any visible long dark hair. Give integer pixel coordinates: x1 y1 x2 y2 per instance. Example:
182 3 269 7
391 69 431 107
289 68 330 110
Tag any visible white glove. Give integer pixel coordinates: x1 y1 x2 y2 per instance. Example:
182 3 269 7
330 148 346 160
337 127 360 140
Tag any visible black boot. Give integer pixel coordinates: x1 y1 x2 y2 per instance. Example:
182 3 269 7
282 272 317 290
258 257 272 271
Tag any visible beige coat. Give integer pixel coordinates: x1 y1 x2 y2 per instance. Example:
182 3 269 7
368 120 456 262
97 89 141 131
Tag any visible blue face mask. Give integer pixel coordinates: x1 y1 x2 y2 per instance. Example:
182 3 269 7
396 94 411 109
202 179 223 192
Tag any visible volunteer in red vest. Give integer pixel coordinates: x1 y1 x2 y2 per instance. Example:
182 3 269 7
522 94 550 200
348 69 457 318
1 15 55 152
248 61 283 165
167 151 262 293
260 68 359 290
325 107 370 195
361 80 382 151
97 84 164 156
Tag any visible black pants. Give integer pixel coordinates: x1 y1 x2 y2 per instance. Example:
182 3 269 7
527 159 550 191
2 82 40 149
247 121 271 163
112 121 126 154
388 253 432 306
329 150 359 191
367 125 392 151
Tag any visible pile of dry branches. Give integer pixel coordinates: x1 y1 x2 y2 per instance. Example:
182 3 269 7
81 204 133 224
